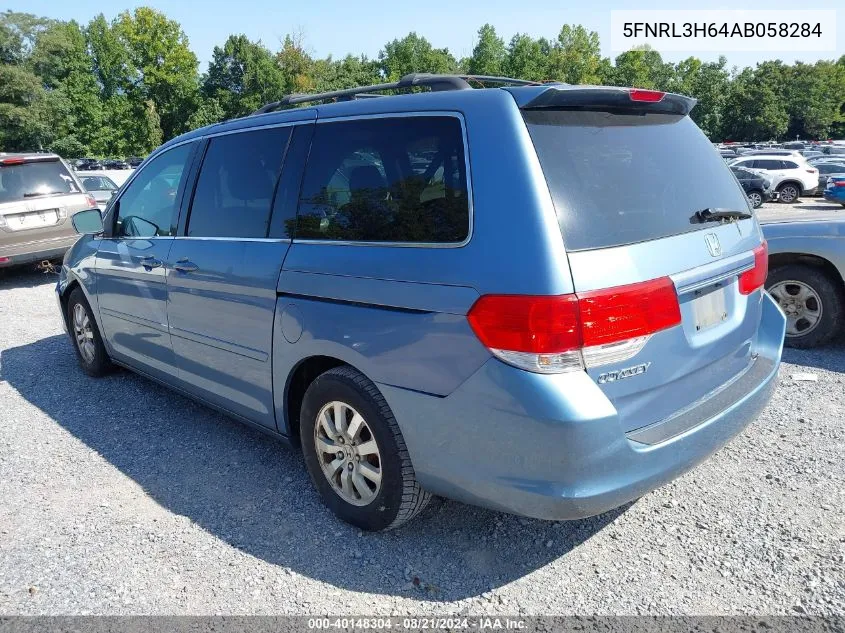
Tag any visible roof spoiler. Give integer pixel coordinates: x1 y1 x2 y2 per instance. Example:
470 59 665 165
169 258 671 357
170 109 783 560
512 85 697 116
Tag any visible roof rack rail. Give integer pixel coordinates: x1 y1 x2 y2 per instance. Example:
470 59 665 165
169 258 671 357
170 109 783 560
252 73 543 114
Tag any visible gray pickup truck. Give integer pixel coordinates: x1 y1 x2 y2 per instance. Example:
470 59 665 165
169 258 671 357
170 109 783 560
760 207 845 348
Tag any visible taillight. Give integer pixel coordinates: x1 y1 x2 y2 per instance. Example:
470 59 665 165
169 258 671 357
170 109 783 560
806 169 818 173
629 89 665 103
738 242 768 295
0 157 25 166
832 180 845 187
467 277 681 374
85 194 97 208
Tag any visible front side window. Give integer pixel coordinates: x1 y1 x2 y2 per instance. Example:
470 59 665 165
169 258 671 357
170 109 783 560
81 176 117 191
115 143 194 238
296 116 469 243
187 127 290 238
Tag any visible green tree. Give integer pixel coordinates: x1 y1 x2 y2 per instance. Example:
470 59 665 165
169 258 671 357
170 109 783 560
468 24 506 76
0 64 47 150
504 34 550 81
0 11 53 64
203 34 285 118
276 32 316 94
87 14 131 100
548 25 604 85
783 61 845 139
670 56 730 139
611 46 673 90
113 7 200 140
379 32 457 80
722 64 789 141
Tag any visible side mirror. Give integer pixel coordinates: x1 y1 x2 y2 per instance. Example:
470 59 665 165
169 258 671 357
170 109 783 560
71 209 104 235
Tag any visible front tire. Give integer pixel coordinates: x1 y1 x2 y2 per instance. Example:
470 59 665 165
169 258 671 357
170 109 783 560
766 265 844 348
66 287 113 376
777 183 801 204
300 366 431 531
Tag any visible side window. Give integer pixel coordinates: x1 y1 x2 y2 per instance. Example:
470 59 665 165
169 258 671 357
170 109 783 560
186 127 290 238
296 116 469 244
782 161 798 170
115 143 193 238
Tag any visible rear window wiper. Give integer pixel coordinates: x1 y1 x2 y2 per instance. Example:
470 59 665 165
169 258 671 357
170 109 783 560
22 190 65 198
690 208 753 224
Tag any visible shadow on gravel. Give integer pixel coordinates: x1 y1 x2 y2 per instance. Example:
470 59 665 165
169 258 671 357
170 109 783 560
0 266 59 290
1 334 626 601
782 340 845 373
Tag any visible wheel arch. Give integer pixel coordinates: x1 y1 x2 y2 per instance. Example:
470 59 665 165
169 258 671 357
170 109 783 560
283 355 357 441
768 252 845 292
776 180 804 195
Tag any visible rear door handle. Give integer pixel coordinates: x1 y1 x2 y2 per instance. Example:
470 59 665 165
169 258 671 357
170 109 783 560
139 256 162 270
173 259 198 273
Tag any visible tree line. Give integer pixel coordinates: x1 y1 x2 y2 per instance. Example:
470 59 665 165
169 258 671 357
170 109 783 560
1 8 844 158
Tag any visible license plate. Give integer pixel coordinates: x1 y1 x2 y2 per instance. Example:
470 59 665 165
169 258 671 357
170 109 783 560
692 287 728 331
8 209 59 231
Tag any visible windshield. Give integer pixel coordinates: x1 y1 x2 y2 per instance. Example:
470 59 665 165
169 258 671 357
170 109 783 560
0 160 81 204
523 110 750 251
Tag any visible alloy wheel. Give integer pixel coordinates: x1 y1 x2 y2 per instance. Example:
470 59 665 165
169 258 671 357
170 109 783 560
769 280 823 337
72 303 96 364
314 401 382 506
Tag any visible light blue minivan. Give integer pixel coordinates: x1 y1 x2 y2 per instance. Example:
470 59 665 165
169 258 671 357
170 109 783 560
58 75 786 530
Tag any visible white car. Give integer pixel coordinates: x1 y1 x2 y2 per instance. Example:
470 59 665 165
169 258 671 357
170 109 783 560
728 155 819 204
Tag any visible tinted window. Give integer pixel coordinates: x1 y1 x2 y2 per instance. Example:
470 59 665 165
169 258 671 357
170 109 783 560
819 164 845 174
80 176 117 191
0 160 81 204
782 161 799 170
756 160 780 170
187 127 290 238
115 143 193 238
524 110 748 251
296 116 469 243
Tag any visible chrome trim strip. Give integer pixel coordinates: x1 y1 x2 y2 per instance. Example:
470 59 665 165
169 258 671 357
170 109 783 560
293 111 474 249
171 236 291 243
672 251 756 294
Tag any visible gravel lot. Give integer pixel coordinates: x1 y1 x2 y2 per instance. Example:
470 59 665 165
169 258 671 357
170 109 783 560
0 255 843 615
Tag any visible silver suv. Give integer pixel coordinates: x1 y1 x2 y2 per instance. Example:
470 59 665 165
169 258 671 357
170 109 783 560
0 153 96 268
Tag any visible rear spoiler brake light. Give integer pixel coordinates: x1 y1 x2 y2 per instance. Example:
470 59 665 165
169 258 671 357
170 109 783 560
514 86 696 116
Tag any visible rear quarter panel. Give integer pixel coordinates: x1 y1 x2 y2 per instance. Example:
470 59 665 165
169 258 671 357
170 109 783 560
762 220 845 284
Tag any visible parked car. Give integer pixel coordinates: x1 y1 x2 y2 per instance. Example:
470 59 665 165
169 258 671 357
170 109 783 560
730 166 773 208
74 158 102 171
728 155 819 203
57 75 785 530
744 149 804 158
821 146 845 156
79 174 119 206
814 163 845 193
125 156 144 168
800 151 825 160
0 153 97 268
761 210 845 347
100 159 130 170
823 175 845 207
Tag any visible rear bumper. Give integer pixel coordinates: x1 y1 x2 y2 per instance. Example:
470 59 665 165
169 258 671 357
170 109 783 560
379 293 785 520
823 190 845 204
0 233 78 267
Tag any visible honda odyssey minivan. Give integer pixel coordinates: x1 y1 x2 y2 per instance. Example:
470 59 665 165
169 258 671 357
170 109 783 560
57 74 786 530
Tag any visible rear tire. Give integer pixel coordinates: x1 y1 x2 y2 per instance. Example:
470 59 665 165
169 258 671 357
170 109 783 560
300 366 431 531
66 287 113 377
766 265 844 348
747 190 764 209
777 183 801 204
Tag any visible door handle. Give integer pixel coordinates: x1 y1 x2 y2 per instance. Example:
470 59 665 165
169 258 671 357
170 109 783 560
139 255 162 270
173 259 198 273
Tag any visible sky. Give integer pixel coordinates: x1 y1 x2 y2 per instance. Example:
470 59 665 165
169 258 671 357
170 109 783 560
8 0 844 73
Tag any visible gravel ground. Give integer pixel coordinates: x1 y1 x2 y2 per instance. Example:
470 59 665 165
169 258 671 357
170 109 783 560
0 267 843 616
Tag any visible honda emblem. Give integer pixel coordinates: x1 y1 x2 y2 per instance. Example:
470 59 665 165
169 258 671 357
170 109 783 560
705 233 722 257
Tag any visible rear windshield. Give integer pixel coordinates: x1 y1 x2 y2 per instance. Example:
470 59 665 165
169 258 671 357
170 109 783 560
523 110 749 251
0 160 81 204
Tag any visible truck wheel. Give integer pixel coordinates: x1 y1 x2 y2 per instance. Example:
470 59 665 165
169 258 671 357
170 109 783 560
67 287 113 376
300 366 431 531
766 265 844 348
